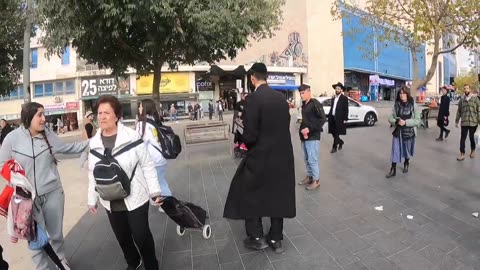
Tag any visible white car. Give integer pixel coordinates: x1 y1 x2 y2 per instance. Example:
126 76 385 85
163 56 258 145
297 96 378 126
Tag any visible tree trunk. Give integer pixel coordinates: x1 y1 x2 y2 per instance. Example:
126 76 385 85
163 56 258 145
152 60 163 115
22 0 34 103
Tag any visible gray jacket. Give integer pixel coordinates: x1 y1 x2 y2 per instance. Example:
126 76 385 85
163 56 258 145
0 126 88 196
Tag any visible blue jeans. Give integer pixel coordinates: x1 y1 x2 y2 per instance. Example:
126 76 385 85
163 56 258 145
156 165 172 197
171 113 177 121
302 140 320 180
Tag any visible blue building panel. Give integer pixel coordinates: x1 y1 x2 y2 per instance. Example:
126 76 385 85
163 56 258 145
342 15 375 72
342 14 429 82
377 39 410 78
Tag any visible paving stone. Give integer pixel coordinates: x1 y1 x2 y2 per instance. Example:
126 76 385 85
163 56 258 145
343 215 380 236
283 218 308 238
356 247 401 270
290 234 326 257
342 261 370 270
216 238 241 264
271 256 309 270
366 213 402 233
193 254 220 270
390 248 436 270
220 261 244 270
161 251 192 270
316 214 348 233
303 222 336 244
333 229 371 254
240 252 274 270
362 230 408 257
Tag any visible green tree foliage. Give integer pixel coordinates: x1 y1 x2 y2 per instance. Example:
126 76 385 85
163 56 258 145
332 0 480 95
0 0 25 96
454 70 479 94
39 0 284 104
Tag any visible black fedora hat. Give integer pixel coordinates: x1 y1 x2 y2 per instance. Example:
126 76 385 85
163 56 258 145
332 82 345 91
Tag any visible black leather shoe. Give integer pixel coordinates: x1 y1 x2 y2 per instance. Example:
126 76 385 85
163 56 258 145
385 167 396 178
403 161 409 173
338 142 344 150
445 130 450 138
266 235 283 253
243 237 268 250
330 147 337 154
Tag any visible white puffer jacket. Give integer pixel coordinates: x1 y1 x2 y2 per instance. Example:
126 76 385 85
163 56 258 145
135 118 167 167
87 123 161 211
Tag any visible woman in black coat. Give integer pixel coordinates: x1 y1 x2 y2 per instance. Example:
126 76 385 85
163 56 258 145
436 87 451 141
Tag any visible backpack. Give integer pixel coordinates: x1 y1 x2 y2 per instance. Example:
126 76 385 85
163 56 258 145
146 119 182 159
90 139 143 201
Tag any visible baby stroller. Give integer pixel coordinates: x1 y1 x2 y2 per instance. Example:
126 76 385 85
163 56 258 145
161 196 211 239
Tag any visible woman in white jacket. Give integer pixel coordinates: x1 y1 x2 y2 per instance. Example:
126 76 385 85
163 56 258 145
136 99 173 209
88 95 163 270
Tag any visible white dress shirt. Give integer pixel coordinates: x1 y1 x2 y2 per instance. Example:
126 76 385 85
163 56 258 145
332 95 341 116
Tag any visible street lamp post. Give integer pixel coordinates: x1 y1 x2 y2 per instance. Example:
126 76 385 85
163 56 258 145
23 0 34 104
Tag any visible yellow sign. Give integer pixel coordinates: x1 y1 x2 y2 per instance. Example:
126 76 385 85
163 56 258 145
136 73 190 94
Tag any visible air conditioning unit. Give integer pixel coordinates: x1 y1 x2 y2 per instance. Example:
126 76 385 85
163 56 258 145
54 96 62 103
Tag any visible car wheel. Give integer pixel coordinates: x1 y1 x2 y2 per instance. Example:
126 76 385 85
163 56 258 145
364 112 376 126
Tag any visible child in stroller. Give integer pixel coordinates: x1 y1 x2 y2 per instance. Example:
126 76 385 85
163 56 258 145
233 93 248 158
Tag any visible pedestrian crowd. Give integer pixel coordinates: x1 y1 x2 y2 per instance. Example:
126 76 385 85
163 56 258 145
0 61 478 269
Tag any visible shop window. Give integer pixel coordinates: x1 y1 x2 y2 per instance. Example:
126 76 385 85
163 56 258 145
55 82 64 94
31 48 38 68
0 86 23 101
34 84 44 97
66 81 75 94
44 83 54 96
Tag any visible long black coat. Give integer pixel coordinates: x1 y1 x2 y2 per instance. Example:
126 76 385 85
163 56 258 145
223 84 295 219
328 94 349 135
437 94 450 126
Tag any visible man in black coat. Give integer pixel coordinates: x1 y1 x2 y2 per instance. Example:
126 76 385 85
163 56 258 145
328 82 349 153
208 100 214 120
223 63 295 253
436 86 451 141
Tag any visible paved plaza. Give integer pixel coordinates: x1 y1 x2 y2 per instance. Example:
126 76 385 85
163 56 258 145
3 107 480 270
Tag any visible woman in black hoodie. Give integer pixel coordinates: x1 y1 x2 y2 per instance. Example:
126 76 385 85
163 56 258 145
436 86 451 141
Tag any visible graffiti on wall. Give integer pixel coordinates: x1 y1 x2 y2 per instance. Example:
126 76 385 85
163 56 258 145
263 32 308 67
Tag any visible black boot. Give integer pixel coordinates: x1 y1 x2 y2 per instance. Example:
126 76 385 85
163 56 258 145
386 163 396 178
403 159 409 173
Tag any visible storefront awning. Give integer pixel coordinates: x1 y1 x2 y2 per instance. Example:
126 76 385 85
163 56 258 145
270 85 299 91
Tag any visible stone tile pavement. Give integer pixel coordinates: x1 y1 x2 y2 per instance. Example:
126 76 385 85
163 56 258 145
3 110 480 270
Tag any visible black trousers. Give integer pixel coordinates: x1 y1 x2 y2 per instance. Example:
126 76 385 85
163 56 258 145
209 112 213 120
245 217 284 241
330 120 344 148
0 245 8 270
460 126 478 154
107 202 159 270
437 118 450 138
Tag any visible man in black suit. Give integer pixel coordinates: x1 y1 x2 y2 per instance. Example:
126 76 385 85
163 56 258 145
223 63 295 254
328 82 349 153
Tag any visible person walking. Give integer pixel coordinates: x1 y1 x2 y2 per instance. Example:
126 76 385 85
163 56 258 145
169 104 178 123
455 84 480 161
79 111 97 168
0 102 89 270
56 117 64 135
208 100 214 120
223 63 295 254
436 86 451 141
136 99 173 208
297 84 327 191
386 87 421 178
0 119 13 146
328 82 349 153
217 99 224 121
88 95 163 270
